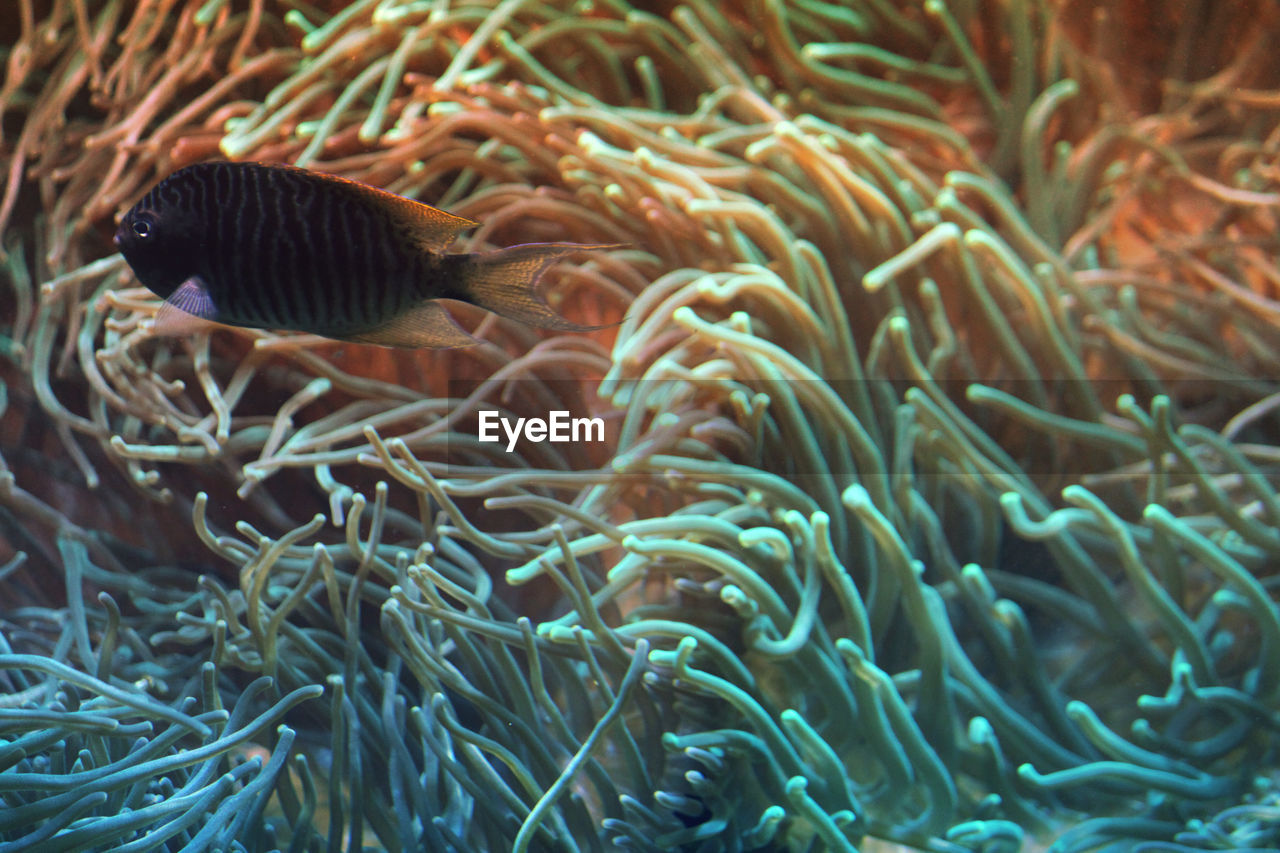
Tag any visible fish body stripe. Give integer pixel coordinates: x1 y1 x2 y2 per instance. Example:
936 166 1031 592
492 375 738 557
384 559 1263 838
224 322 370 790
227 165 399 335
259 169 278 324
222 165 263 325
279 168 308 327
316 179 344 329
209 165 242 322
361 206 385 329
341 193 365 329
252 165 288 325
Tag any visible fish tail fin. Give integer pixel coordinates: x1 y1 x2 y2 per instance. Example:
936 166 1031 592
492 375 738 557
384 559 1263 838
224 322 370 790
452 242 620 331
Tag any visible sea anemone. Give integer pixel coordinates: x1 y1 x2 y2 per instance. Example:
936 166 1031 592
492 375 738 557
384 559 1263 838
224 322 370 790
3 1 1280 850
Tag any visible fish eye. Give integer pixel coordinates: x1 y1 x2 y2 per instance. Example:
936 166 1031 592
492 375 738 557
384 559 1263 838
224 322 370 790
132 217 155 238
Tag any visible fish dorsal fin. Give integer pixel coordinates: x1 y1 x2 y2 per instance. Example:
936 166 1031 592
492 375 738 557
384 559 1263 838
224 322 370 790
152 276 220 336
342 299 480 348
275 163 478 252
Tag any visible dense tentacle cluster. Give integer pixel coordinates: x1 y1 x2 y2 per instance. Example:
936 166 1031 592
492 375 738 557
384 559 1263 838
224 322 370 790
2 1 1280 850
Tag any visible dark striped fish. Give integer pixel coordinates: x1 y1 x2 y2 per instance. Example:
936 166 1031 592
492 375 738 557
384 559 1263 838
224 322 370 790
113 162 615 347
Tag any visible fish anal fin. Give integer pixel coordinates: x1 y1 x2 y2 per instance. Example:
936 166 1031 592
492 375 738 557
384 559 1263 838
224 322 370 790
341 300 480 348
457 242 623 331
152 277 220 337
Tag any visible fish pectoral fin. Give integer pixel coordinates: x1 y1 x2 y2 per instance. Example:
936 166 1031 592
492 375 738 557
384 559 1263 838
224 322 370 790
167 276 218 317
341 300 480 348
152 277 220 337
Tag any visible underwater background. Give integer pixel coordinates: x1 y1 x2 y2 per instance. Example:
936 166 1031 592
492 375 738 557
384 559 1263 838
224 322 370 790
3 0 1280 850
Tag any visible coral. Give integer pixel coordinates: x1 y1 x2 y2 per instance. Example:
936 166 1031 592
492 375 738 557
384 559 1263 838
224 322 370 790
3 0 1280 851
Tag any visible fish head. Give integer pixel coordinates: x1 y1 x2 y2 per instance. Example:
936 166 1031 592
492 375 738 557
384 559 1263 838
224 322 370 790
115 176 205 300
